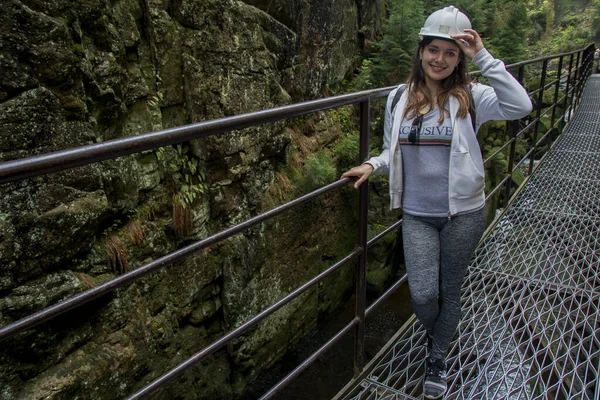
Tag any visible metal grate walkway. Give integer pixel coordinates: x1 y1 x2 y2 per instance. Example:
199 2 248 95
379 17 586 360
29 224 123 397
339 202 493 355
338 75 600 400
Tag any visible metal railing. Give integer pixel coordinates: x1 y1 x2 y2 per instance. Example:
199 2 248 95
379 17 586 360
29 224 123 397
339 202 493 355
0 43 594 399
336 56 600 400
481 45 594 204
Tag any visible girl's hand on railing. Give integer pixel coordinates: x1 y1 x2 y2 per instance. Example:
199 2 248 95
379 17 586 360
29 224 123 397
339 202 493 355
341 164 374 189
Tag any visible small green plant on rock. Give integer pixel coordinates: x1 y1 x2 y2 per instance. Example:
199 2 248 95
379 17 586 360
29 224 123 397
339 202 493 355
148 74 164 107
155 142 209 237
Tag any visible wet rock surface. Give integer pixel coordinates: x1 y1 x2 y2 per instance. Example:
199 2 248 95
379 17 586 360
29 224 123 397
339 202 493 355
0 0 389 398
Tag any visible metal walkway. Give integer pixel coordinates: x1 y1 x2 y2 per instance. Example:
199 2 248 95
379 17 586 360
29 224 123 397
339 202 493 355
337 75 600 400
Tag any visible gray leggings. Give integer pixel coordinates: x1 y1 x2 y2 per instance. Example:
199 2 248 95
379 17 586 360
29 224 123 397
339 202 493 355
402 208 486 361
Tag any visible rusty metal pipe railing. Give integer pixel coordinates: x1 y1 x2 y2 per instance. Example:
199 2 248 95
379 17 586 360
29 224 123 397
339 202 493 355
0 43 594 400
367 219 403 250
133 216 405 400
0 178 351 341
563 54 575 122
256 217 405 400
503 65 525 208
549 55 564 152
258 218 406 400
485 174 512 202
0 88 393 185
530 59 548 175
484 44 594 211
570 51 581 120
499 48 589 70
260 319 357 400
260 269 411 400
127 247 363 399
353 100 370 376
366 273 409 316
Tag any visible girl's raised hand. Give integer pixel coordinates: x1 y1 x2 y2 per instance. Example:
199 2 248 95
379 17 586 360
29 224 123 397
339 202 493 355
451 28 485 60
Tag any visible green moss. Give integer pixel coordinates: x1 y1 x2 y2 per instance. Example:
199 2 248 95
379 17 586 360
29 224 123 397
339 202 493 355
367 266 392 294
71 43 84 58
512 169 525 186
291 150 337 194
63 100 87 115
49 88 88 118
332 129 359 170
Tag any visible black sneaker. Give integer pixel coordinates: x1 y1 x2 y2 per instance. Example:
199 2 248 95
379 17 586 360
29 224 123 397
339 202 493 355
423 357 447 399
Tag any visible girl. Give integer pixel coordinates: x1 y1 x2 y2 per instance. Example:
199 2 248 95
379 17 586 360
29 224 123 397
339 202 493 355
341 6 532 399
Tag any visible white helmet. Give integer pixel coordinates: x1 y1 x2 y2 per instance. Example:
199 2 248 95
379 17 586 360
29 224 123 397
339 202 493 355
419 5 471 40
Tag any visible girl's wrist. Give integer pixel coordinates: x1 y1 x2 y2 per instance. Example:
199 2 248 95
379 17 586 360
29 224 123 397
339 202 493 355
363 162 375 172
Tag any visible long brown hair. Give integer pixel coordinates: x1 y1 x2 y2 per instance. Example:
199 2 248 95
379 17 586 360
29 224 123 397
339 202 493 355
404 37 471 123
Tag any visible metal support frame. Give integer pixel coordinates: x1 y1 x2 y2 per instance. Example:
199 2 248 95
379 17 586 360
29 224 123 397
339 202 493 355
354 100 371 376
530 60 548 175
564 54 574 122
570 52 581 120
504 66 525 208
549 56 564 152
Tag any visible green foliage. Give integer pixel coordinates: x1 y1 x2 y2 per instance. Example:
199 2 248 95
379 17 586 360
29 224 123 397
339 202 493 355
369 0 425 86
330 106 354 134
292 150 337 194
593 0 600 41
346 0 426 91
102 219 123 237
350 59 376 90
155 143 208 208
148 74 164 107
548 24 592 53
332 130 359 169
529 0 595 55
528 5 547 42
488 1 531 63
371 223 396 247
330 106 361 170
545 0 556 34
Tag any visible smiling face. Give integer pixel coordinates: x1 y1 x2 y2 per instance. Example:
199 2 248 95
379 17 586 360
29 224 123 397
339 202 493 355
419 38 461 88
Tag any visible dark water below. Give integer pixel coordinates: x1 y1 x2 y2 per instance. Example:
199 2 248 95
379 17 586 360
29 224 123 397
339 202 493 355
241 281 414 400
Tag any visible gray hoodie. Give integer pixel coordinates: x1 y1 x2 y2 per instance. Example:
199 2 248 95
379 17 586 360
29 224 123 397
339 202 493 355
366 48 533 215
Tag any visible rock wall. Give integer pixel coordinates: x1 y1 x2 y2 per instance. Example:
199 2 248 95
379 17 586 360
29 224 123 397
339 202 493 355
0 0 386 398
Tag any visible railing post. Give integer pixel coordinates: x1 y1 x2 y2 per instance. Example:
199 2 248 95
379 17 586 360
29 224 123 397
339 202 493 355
354 100 370 376
588 44 595 77
575 51 584 108
579 46 593 99
549 55 564 152
504 66 525 208
570 52 580 120
563 54 574 123
530 59 548 175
